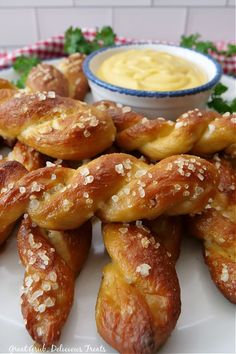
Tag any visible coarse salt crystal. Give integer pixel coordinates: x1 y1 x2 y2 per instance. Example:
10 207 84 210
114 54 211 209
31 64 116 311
136 263 151 277
19 186 26 194
220 264 229 282
47 91 56 98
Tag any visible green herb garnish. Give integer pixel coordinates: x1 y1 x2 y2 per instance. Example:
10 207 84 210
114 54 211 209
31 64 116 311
180 33 236 57
208 83 236 113
13 55 41 88
64 26 116 55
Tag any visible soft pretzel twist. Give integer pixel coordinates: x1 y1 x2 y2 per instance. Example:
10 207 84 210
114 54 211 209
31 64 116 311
0 90 115 160
0 153 218 233
94 101 236 160
96 222 181 354
17 216 92 347
189 156 236 303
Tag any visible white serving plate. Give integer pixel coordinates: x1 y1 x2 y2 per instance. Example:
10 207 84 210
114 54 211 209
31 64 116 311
0 62 235 354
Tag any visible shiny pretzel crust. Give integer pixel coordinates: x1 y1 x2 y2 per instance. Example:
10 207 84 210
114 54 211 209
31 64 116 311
5 141 45 171
26 54 89 100
26 63 69 97
17 217 92 347
96 222 181 354
0 90 116 160
145 216 182 263
0 161 28 245
0 78 16 90
0 153 218 232
94 101 236 159
189 157 236 303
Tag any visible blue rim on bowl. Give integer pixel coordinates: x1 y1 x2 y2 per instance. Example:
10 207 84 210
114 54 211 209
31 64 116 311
83 43 222 98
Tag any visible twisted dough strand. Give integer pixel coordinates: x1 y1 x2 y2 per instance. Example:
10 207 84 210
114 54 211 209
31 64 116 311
94 101 236 160
96 222 181 354
0 153 218 232
17 217 92 346
189 156 236 303
0 90 115 160
3 141 45 171
0 161 27 245
0 142 45 244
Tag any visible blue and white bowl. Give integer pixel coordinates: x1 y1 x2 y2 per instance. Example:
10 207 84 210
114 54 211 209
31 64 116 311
83 43 222 120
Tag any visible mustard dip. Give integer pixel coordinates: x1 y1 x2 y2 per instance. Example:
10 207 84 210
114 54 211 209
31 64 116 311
97 49 207 91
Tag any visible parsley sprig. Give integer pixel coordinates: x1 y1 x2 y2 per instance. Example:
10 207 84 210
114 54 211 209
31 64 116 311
208 83 236 113
12 55 41 88
180 33 236 57
64 26 116 55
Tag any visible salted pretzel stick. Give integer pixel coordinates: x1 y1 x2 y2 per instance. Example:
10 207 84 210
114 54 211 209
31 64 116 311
96 221 181 354
18 217 92 346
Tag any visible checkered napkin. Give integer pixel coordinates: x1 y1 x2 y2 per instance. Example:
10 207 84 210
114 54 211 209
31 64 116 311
0 28 235 76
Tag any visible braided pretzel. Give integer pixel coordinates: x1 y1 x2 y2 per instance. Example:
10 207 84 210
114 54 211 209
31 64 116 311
189 156 236 303
94 101 236 160
0 153 218 234
17 216 92 347
0 90 115 160
96 222 181 354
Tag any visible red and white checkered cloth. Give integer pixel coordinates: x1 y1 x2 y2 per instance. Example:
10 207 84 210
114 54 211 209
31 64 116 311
0 28 235 76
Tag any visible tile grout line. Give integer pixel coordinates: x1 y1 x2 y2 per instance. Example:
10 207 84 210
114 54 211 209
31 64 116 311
34 8 40 41
183 6 189 35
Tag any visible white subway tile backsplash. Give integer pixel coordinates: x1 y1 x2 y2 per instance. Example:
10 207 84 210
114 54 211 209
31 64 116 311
154 0 227 6
0 1 235 50
187 8 235 41
37 8 112 39
0 0 73 6
75 0 151 6
113 8 186 41
0 9 37 46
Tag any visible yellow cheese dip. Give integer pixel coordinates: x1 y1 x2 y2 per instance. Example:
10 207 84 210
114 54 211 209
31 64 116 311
97 49 207 91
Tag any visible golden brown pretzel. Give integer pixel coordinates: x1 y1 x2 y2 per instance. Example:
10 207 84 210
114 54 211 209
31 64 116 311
0 90 115 160
26 63 69 97
0 153 218 235
96 222 181 354
26 54 89 100
18 216 92 347
94 101 236 160
58 53 89 100
188 155 236 303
